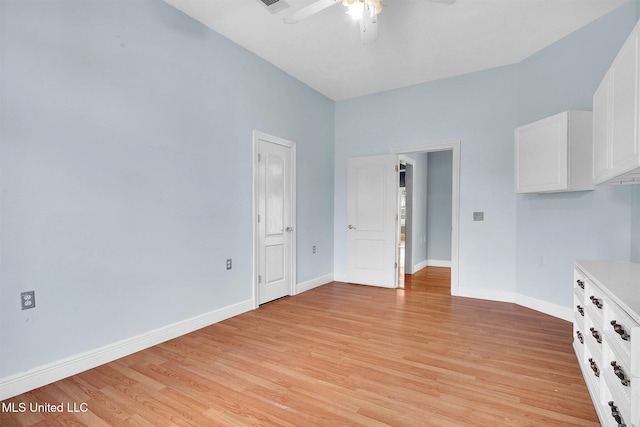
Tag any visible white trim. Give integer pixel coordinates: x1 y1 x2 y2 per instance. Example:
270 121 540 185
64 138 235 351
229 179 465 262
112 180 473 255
457 288 572 322
252 131 297 308
427 259 452 268
458 288 516 303
393 141 460 297
296 273 334 294
515 293 573 322
334 273 347 283
0 299 253 401
413 260 429 273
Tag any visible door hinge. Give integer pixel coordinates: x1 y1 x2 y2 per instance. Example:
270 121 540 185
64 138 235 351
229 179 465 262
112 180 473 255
395 165 399 172
258 275 262 284
395 262 398 269
258 153 261 162
395 213 398 221
257 214 261 223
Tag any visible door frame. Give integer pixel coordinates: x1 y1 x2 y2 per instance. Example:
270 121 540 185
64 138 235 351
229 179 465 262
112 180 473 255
398 155 415 277
393 141 460 296
252 130 297 309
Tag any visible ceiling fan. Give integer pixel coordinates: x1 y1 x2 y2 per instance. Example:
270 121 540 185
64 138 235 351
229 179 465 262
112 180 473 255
283 0 456 44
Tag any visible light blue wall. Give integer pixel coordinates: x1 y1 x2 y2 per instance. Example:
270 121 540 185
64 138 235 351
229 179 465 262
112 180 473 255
0 0 334 378
426 151 453 262
515 3 637 307
632 186 640 262
335 1 637 303
334 66 521 293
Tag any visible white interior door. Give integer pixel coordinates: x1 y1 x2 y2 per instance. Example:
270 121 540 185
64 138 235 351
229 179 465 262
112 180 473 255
346 154 398 288
256 135 295 305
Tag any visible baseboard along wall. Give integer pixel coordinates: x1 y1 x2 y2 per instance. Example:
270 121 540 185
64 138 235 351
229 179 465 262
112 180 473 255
0 273 335 401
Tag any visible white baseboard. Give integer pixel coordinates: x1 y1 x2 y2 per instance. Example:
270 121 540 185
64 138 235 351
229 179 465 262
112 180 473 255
412 259 451 273
457 288 516 304
0 299 254 401
413 260 428 273
457 288 572 322
296 273 333 294
333 273 347 283
514 293 573 322
427 259 452 268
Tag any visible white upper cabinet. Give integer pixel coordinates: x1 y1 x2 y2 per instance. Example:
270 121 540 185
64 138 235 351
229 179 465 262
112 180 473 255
593 21 640 185
515 111 594 194
592 71 611 184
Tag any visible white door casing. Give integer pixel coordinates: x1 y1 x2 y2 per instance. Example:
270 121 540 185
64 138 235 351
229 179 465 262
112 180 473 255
346 154 398 288
254 131 296 306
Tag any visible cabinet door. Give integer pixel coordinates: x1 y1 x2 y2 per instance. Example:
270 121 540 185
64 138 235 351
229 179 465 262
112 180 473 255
593 71 611 184
515 113 568 193
610 31 640 178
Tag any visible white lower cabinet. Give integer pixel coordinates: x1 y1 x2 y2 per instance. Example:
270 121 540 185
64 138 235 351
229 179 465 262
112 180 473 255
574 260 640 427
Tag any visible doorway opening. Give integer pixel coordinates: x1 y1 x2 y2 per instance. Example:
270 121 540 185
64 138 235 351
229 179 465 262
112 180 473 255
394 142 459 296
397 156 414 288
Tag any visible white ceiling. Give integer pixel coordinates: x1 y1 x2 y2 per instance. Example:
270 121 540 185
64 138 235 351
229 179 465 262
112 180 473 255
163 0 628 101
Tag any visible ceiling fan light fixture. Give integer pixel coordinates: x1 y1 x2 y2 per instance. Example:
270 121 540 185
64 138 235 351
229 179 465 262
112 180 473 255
339 0 385 20
346 1 364 19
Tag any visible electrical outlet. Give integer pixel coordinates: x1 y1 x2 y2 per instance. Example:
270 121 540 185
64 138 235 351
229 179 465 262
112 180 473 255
226 259 232 270
473 212 484 221
21 291 36 310
312 245 316 254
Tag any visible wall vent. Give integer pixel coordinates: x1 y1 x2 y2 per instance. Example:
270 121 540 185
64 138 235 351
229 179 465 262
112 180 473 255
257 0 290 14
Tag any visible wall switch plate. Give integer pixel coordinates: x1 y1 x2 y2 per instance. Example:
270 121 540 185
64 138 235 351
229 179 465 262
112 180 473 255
226 259 232 270
473 212 484 221
21 291 35 310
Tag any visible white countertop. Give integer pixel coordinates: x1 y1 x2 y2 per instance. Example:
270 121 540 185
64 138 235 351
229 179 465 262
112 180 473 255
576 260 640 322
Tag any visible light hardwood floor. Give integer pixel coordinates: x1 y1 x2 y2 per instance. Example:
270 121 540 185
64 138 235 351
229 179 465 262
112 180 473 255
0 268 598 426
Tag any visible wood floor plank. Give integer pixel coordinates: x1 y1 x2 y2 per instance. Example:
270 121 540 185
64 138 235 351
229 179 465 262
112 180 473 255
0 267 598 426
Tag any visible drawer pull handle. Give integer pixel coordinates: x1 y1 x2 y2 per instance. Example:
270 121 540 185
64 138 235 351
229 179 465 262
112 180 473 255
576 279 585 289
611 361 630 387
588 358 600 377
611 320 630 341
589 327 602 344
608 401 626 427
576 305 584 316
576 331 583 344
590 296 603 309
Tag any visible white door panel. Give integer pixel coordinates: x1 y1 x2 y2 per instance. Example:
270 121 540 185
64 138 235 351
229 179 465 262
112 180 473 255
256 135 294 305
347 154 397 288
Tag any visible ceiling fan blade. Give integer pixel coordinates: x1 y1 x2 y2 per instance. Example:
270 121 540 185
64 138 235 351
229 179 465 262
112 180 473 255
359 14 378 44
283 0 336 24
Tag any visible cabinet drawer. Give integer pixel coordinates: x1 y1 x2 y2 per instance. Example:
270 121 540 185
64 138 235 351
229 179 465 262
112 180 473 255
601 391 630 427
584 279 605 323
604 300 638 373
574 288 586 317
583 344 603 393
585 314 604 362
603 341 632 422
574 314 585 350
574 270 587 295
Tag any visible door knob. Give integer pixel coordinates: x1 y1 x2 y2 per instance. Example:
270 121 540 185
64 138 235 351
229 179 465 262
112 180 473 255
285 226 293 232
348 225 356 229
